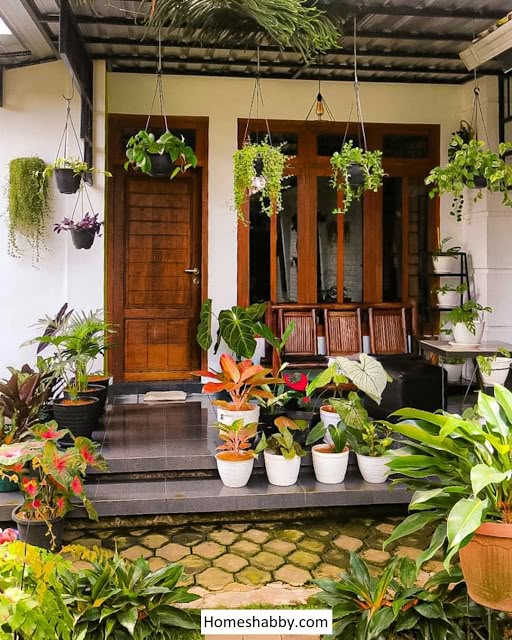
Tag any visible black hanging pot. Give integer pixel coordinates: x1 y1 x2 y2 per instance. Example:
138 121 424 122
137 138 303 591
12 506 64 551
254 157 264 177
473 175 487 189
148 153 174 177
347 163 365 187
53 397 99 440
55 168 81 194
71 229 95 250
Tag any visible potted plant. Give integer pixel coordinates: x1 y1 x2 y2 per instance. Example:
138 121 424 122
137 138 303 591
0 421 107 550
39 158 111 194
255 415 307 486
385 385 512 611
233 137 289 222
54 212 103 250
7 157 51 263
347 417 393 484
125 130 197 178
431 236 461 274
306 421 349 484
442 299 492 345
440 356 466 384
330 141 385 215
431 282 467 308
213 418 258 487
425 135 512 221
477 347 512 386
193 353 281 425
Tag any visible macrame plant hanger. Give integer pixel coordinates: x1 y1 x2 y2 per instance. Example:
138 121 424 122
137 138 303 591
56 81 84 165
305 59 335 121
469 69 491 148
242 47 272 147
145 30 169 134
341 17 368 152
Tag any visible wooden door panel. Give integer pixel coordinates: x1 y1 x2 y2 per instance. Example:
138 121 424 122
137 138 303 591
127 235 188 249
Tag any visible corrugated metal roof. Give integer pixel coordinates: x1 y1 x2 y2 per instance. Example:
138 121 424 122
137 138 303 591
1 0 510 83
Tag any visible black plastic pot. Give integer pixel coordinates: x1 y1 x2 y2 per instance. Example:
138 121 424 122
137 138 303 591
473 175 487 189
258 411 286 438
12 506 64 551
148 153 174 177
53 397 99 440
347 163 365 187
71 228 95 250
65 384 107 415
285 410 318 428
55 168 81 194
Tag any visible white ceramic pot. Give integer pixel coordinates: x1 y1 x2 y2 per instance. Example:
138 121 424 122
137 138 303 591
436 291 459 307
432 255 458 274
216 405 260 426
263 450 301 486
443 362 464 384
356 453 391 484
311 445 349 484
320 405 342 445
452 322 484 346
215 453 255 488
479 357 512 386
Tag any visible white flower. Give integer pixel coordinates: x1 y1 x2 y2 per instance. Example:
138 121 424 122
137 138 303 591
249 176 267 195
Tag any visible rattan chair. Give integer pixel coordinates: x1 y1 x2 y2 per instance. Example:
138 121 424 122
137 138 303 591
324 309 363 356
368 307 408 355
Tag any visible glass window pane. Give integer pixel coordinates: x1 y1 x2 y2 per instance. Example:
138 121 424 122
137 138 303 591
382 178 403 302
249 196 270 304
383 135 428 158
317 176 338 301
249 132 298 155
344 201 363 303
317 133 359 156
277 176 298 302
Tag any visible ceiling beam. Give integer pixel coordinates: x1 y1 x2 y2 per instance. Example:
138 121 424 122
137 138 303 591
1 0 57 59
330 2 510 21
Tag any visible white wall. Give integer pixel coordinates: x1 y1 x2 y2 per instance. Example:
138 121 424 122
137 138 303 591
0 60 107 375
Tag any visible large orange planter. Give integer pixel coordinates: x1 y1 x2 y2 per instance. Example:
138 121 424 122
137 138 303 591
459 522 512 611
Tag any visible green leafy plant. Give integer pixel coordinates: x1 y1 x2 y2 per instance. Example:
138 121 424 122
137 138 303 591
385 385 512 568
306 420 347 453
425 135 512 221
7 157 51 262
38 157 111 182
433 236 461 256
233 138 290 222
213 418 258 458
330 141 385 215
441 357 466 365
431 283 467 295
125 130 197 178
476 347 511 376
255 415 307 459
441 299 492 335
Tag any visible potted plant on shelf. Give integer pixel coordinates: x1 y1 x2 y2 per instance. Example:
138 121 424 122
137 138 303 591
431 282 467 308
346 416 393 484
233 137 289 222
442 299 492 346
385 385 512 611
193 353 282 425
330 141 385 215
39 158 111 195
0 421 107 550
477 347 512 386
125 130 197 178
440 356 466 384
431 236 461 274
213 418 258 487
255 416 307 486
306 421 349 484
425 135 512 221
54 212 103 250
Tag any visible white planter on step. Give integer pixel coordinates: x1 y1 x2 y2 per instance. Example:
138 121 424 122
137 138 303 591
436 291 459 307
452 322 484 346
356 453 391 484
479 357 512 386
320 405 341 445
443 363 464 384
311 445 349 484
216 404 260 426
215 453 255 487
263 450 301 486
432 255 458 274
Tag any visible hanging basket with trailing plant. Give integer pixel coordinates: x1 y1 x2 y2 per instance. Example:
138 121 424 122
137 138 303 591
233 138 289 222
7 157 51 263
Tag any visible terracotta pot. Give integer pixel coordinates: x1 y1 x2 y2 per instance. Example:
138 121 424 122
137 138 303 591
459 522 512 611
12 506 64 551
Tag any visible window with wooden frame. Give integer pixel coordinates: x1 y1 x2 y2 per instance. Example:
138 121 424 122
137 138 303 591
237 119 439 321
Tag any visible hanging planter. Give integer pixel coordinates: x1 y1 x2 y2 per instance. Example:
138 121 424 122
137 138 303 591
54 212 103 250
125 130 197 178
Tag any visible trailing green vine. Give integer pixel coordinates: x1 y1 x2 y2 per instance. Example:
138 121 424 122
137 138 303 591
233 138 289 222
7 157 51 263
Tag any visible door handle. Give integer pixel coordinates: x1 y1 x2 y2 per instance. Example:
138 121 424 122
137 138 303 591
184 267 200 275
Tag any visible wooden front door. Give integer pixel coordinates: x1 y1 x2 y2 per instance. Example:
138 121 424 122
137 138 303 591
110 169 202 381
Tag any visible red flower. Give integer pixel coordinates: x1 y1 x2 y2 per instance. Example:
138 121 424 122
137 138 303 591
284 372 308 392
22 478 38 496
70 476 83 495
302 396 311 404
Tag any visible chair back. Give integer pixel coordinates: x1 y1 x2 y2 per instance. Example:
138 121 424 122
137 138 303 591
368 307 408 354
278 309 317 356
324 309 363 356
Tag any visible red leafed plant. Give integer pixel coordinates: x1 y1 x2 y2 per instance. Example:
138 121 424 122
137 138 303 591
0 421 107 522
214 419 258 459
193 353 282 410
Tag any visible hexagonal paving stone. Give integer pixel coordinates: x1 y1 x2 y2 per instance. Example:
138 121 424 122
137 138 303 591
103 535 134 550
75 537 102 549
236 566 272 587
178 572 194 588
251 551 285 572
308 528 333 539
157 543 190 562
274 565 312 586
323 550 350 570
298 538 326 553
396 546 422 561
209 530 239 546
263 539 296 556
196 567 234 591
173 532 205 546
148 557 167 571
230 540 261 558
225 523 250 532
376 523 395 535
141 534 169 550
120 545 152 560
213 554 249 573
275 529 305 543
62 530 84 542
288 550 321 570
339 522 372 539
194 541 226 560
332 534 363 553
313 563 346 580
242 529 271 544
424 560 444 573
361 548 391 565
180 555 211 575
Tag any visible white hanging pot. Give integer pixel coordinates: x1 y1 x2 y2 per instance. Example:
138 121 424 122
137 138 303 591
311 445 349 484
215 453 255 488
356 453 391 484
263 450 301 486
216 404 260 426
479 357 512 386
436 291 459 307
452 322 484 346
320 405 342 445
443 362 464 384
432 255 458 274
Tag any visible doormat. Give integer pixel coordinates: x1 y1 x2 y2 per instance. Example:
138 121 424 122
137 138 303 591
143 390 187 403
